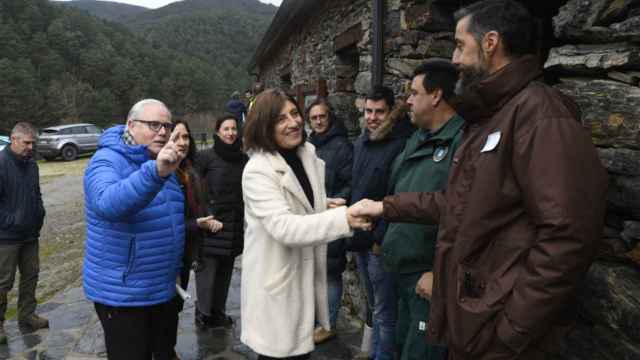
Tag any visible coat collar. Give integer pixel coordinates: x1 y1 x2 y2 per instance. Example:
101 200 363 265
262 142 324 213
2 145 32 167
405 115 464 159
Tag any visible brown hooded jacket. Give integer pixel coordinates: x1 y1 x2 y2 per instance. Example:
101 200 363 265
382 55 608 359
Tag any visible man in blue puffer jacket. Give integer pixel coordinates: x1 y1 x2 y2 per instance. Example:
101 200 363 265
83 99 186 360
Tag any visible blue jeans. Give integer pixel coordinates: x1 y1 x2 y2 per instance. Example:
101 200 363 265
327 269 343 328
356 251 397 360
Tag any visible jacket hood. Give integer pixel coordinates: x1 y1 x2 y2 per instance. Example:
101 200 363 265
366 101 414 142
309 120 348 147
98 125 150 164
225 100 247 114
454 55 547 122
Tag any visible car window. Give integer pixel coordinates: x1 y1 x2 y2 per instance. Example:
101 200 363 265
59 128 72 135
87 126 102 134
41 129 59 134
71 126 88 135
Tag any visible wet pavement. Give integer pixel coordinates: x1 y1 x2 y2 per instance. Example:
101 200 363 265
0 262 364 360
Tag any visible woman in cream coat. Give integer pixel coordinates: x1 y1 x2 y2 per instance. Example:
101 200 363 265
241 89 368 359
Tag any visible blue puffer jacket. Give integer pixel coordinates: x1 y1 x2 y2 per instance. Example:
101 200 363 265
83 125 185 307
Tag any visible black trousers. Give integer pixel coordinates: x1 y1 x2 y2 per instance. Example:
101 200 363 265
257 354 310 360
195 255 234 316
95 298 181 360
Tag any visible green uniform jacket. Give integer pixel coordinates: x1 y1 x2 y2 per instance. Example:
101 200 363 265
381 115 464 274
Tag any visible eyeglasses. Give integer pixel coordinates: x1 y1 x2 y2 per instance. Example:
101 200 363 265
133 119 175 132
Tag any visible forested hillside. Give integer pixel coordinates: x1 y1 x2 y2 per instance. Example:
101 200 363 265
125 0 276 97
58 0 277 123
0 0 228 132
52 0 147 22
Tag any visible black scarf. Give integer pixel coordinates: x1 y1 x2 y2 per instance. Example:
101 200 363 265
213 134 247 162
278 147 314 208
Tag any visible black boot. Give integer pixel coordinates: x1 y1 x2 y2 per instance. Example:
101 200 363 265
210 309 233 329
195 308 213 330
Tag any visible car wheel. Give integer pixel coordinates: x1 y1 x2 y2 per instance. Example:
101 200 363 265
61 145 78 161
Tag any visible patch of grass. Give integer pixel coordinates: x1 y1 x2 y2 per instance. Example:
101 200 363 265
39 156 91 184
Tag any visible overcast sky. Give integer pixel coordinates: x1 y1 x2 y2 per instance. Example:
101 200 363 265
54 0 282 9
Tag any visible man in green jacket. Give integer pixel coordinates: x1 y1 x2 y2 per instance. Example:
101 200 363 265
382 59 462 360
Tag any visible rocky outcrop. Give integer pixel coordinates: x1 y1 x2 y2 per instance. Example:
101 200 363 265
607 175 640 220
598 148 640 176
556 78 640 149
551 1 640 358
545 42 640 74
579 263 640 345
554 0 640 43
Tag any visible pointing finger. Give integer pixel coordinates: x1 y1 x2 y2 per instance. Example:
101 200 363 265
167 126 179 145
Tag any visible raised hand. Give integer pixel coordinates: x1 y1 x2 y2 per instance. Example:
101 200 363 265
156 127 186 178
350 199 384 219
327 198 347 209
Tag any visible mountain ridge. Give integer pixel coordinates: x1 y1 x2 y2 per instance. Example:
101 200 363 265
55 0 277 106
51 0 148 21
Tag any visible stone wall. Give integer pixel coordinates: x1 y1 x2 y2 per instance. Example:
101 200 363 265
545 1 640 358
257 0 369 136
256 0 640 357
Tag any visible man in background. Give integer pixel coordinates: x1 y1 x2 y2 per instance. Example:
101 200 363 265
382 59 461 360
0 122 48 344
350 85 414 360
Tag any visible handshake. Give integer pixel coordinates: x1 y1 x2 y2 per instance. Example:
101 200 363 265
327 198 384 231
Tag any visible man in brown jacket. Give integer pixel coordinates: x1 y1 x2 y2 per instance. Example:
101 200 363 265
351 1 608 359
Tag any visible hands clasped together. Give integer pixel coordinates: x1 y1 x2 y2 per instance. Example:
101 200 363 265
196 215 223 233
327 198 384 231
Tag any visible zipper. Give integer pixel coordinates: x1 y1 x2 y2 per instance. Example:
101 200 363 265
122 235 136 283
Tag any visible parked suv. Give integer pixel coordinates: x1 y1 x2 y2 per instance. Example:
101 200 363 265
38 123 103 161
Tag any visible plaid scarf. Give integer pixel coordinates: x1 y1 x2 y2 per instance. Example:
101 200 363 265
122 129 137 146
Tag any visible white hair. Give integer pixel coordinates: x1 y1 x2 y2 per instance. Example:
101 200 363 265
126 99 172 123
11 122 37 138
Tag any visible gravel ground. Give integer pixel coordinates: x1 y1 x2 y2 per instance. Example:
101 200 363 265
4 157 90 319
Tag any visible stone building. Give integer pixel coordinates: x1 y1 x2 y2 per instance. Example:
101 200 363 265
249 0 640 358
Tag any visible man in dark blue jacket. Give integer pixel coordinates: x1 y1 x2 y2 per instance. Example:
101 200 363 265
307 97 353 344
0 122 48 344
351 86 414 360
83 99 186 360
224 91 247 134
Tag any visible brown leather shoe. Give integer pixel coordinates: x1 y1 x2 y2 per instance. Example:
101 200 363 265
18 314 49 330
313 326 336 344
0 321 7 344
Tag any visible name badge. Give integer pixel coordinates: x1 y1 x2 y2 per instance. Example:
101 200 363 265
481 131 501 153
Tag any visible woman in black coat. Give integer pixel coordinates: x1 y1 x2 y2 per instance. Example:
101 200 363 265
306 98 353 343
194 114 248 329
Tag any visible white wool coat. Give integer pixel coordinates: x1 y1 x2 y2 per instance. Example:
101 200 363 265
240 142 353 357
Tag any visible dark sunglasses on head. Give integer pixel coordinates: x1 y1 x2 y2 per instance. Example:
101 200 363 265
133 119 175 132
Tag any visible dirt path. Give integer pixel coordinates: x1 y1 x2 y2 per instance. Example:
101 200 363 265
5 158 89 319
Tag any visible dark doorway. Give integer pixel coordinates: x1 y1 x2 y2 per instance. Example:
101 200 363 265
334 44 361 137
